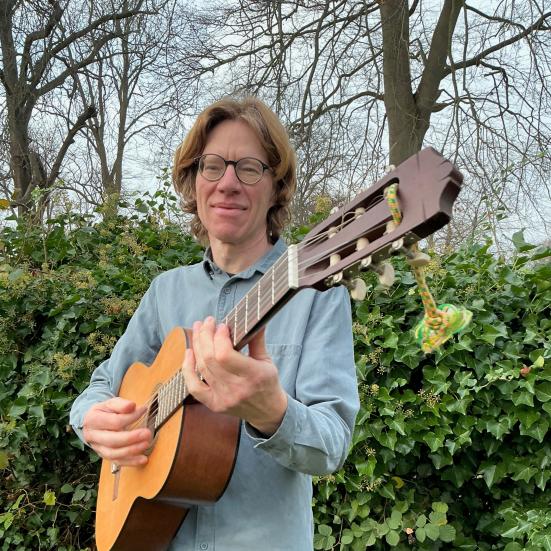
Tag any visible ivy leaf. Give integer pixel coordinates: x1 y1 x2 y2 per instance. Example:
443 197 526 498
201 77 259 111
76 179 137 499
520 419 550 443
511 230 536 252
479 462 506 488
479 323 508 345
532 532 551 550
503 543 524 551
535 382 551 403
511 465 538 483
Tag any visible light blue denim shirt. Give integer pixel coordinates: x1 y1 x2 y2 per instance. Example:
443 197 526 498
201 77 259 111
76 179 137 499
70 238 359 551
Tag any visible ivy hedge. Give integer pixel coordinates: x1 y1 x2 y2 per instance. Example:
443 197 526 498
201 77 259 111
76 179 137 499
0 191 550 550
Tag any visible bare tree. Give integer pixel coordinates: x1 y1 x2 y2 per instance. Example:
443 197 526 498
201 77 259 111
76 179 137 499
182 0 551 245
54 0 207 215
0 0 159 218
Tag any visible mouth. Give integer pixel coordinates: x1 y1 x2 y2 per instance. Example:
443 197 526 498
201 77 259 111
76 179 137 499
211 204 247 211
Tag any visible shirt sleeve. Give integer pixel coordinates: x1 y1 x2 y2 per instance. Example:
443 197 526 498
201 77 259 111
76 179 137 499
69 279 162 444
244 285 359 475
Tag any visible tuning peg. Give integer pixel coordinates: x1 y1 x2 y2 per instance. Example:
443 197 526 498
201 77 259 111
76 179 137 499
391 238 431 267
407 251 431 268
356 237 369 251
344 277 367 301
373 262 395 287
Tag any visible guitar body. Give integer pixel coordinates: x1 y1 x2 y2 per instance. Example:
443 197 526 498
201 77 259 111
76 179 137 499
95 327 241 551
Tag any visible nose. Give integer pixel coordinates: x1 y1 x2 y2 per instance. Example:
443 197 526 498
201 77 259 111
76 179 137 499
215 164 241 192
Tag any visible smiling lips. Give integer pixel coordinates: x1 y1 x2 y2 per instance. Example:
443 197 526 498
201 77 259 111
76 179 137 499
211 203 247 212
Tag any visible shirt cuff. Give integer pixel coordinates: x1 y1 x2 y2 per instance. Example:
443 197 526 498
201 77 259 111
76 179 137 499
244 395 305 456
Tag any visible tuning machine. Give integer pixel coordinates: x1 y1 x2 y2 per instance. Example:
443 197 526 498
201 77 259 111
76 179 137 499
359 255 396 288
391 238 430 267
343 277 368 301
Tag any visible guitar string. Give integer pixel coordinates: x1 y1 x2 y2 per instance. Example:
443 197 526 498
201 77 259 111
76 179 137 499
127 192 389 430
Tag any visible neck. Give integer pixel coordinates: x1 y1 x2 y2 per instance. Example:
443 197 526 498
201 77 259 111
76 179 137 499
209 234 273 274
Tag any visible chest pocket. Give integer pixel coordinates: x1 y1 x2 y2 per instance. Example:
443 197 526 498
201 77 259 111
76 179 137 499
265 343 302 397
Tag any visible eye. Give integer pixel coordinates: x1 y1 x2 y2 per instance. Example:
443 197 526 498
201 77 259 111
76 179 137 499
238 158 262 174
200 155 224 175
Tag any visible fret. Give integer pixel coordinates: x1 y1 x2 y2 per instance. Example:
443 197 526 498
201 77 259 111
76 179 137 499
167 378 172 415
170 376 175 412
245 294 249 334
157 388 163 428
288 245 298 289
257 280 261 321
271 266 275 305
233 304 238 347
161 385 166 422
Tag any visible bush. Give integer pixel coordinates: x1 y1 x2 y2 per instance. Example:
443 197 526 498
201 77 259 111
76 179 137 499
1 193 549 549
313 235 551 550
0 190 203 550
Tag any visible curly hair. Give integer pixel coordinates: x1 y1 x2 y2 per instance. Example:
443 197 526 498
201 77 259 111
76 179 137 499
172 97 297 245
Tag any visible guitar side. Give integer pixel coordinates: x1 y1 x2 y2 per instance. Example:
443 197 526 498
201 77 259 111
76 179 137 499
95 327 241 551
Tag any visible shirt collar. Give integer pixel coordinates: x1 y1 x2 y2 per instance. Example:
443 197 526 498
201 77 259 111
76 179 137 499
202 238 287 279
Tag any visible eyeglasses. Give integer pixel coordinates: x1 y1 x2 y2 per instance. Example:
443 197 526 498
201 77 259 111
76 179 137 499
195 154 271 186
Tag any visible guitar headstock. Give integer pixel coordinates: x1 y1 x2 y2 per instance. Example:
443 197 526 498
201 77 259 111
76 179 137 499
296 148 463 291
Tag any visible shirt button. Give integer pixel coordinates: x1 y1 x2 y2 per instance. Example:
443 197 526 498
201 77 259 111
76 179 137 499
224 287 231 294
200 544 209 550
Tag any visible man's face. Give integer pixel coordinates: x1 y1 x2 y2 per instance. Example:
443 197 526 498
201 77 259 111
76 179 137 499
195 119 275 251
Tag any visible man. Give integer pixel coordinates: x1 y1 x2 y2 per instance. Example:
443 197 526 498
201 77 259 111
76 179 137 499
70 97 359 550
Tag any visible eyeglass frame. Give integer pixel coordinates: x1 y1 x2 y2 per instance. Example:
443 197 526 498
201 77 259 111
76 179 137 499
194 153 272 186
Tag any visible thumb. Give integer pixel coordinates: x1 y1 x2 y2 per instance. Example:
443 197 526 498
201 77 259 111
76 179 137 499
102 397 138 414
248 327 270 361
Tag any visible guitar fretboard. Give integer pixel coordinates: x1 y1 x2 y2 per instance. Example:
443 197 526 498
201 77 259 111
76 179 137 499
223 245 298 349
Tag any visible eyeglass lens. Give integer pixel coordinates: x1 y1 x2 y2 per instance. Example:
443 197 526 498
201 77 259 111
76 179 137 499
199 154 265 185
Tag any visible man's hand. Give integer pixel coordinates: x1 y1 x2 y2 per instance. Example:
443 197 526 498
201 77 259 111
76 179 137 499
82 397 152 466
182 317 288 436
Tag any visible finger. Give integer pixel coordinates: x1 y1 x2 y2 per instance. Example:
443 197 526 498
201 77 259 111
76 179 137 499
213 324 245 374
93 436 151 463
109 455 149 467
246 327 270 362
194 317 217 366
85 404 148 432
84 426 152 450
182 347 209 396
100 397 139 414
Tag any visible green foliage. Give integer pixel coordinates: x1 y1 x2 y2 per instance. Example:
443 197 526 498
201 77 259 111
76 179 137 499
0 187 203 550
313 237 551 549
1 186 550 549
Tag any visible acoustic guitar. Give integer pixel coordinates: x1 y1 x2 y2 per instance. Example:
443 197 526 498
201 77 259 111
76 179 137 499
95 147 464 551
